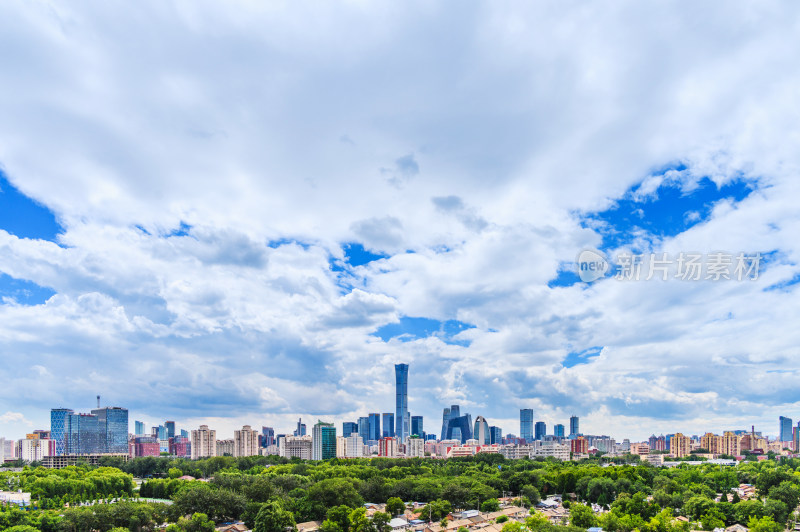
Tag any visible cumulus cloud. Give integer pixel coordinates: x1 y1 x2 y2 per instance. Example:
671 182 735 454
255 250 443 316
0 0 799 441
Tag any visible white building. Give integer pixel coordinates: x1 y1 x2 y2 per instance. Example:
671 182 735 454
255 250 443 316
19 436 51 462
407 437 425 458
336 436 347 458
531 441 570 461
345 433 363 458
282 435 312 460
234 425 260 457
191 425 217 459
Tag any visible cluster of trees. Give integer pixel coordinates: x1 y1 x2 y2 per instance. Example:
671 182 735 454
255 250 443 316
5 454 800 532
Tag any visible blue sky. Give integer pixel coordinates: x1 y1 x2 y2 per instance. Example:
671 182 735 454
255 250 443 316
1 1 800 441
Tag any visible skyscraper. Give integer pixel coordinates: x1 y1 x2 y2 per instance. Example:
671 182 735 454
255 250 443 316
780 416 793 442
554 424 565 439
441 407 451 440
134 420 145 436
520 409 534 441
312 421 336 460
261 427 275 447
50 408 74 456
474 416 490 445
489 426 502 445
165 421 176 439
91 407 129 453
395 363 409 441
569 415 579 437
358 417 370 443
294 419 307 437
445 414 473 443
411 415 423 438
368 413 381 442
342 422 358 438
382 413 395 438
535 421 547 440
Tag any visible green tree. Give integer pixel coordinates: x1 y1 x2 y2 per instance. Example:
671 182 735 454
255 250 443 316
748 516 783 532
767 480 800 511
570 503 598 529
386 497 406 517
327 505 353 532
700 508 725 531
255 500 297 532
481 499 500 513
371 511 392 532
496 516 509 523
421 499 452 522
500 523 525 532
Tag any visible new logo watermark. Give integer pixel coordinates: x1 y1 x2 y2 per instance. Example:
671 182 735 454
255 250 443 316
576 249 762 282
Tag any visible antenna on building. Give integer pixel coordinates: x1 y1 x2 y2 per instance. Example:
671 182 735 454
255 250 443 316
97 395 101 408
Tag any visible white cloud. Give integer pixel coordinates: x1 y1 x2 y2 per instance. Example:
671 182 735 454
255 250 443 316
0 0 799 441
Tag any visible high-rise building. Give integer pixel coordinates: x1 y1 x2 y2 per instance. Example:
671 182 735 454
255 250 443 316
441 407 451 440
780 416 793 443
261 427 275 447
134 420 146 436
180 429 189 438
50 408 74 456
379 437 397 457
445 414 473 443
369 413 381 442
294 419 307 437
411 416 423 438
358 417 370 443
535 421 547 441
382 413 395 438
407 436 425 458
554 424 565 439
234 425 260 457
520 409 534 442
570 436 588 454
670 433 691 457
312 421 336 460
569 415 579 437
191 425 217 459
489 426 502 445
342 422 358 438
91 407 129 453
165 421 176 439
395 363 409 441
473 416 490 445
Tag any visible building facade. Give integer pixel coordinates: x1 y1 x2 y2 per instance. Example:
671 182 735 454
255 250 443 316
520 409 534 442
535 421 547 441
234 425 260 457
191 425 217 459
312 422 336 460
395 363 409 441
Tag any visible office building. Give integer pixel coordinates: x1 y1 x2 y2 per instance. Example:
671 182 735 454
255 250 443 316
445 414 473 443
780 416 793 443
520 409 534 442
261 427 275 448
170 436 191 458
234 425 260 457
489 426 502 445
473 416 490 445
358 417 370 444
535 421 547 441
569 415 579 437
282 435 312 459
294 419 306 437
50 408 74 456
382 413 395 438
395 363 409 441
165 421 176 439
411 416 423 438
441 407 451 440
342 422 358 438
91 407 129 453
134 421 145 436
369 413 381 442
312 421 336 460
345 433 363 458
191 425 217 459
554 424 565 439
570 436 588 454
130 436 160 458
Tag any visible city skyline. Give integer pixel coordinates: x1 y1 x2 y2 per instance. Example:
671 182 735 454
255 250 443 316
2 3 800 442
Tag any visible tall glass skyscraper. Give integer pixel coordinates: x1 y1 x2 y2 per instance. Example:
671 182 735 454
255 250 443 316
50 408 74 456
395 363 409 441
489 425 502 444
312 421 336 460
165 421 176 439
134 420 146 436
440 407 451 440
554 424 565 439
569 415 580 437
92 407 129 453
411 416 423 438
780 416 793 442
382 413 395 438
358 416 370 443
535 421 547 440
520 409 534 441
368 413 381 441
342 421 358 438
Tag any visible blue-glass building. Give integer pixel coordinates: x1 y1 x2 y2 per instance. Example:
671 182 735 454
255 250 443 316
358 416 370 444
342 421 358 437
92 407 129 453
50 408 74 456
780 416 793 442
489 425 502 444
520 409 534 441
554 424 565 439
382 413 395 438
535 421 547 440
395 363 409 441
411 415 423 438
165 421 176 439
445 414 472 443
569 415 580 437
134 420 146 436
368 413 381 441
